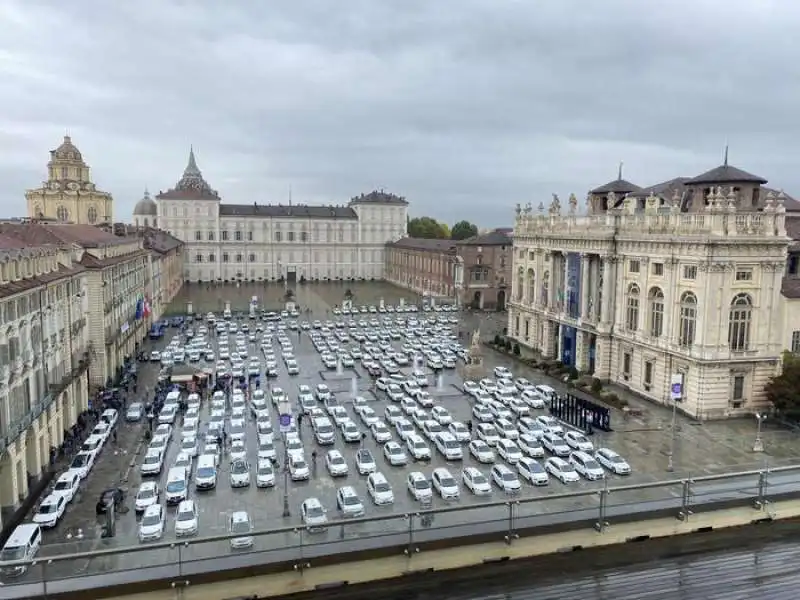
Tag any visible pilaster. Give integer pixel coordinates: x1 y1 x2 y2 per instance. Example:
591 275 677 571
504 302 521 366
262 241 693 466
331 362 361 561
580 253 590 320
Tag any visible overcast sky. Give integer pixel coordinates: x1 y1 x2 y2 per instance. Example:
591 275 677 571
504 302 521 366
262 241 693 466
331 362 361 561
1 1 797 227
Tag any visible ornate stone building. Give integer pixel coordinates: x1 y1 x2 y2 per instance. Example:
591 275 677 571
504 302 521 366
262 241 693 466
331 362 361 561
0 238 91 529
25 136 114 225
508 161 795 420
134 149 407 283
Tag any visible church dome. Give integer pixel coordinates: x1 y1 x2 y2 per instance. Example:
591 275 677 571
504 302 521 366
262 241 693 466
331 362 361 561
52 135 83 162
133 190 157 216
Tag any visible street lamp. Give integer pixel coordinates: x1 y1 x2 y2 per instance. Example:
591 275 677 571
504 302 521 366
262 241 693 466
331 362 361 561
282 442 291 517
666 398 678 472
753 413 767 453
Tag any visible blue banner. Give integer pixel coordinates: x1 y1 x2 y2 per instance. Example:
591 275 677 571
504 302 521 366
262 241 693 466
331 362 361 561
566 253 581 319
561 325 577 367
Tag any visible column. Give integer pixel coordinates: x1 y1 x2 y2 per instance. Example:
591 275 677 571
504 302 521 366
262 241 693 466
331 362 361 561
562 254 569 313
592 258 601 321
547 253 556 308
575 331 587 371
580 254 590 320
600 256 613 325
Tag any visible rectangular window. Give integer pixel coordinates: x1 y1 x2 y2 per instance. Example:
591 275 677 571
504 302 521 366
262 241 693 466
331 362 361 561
683 265 697 280
788 255 799 275
221 231 229 241
288 231 295 242
652 263 664 276
735 269 753 282
195 254 203 263
301 231 308 242
222 253 229 263
247 231 253 242
732 374 745 402
643 360 653 391
249 253 256 262
792 331 800 353
208 231 215 241
234 230 242 241
275 231 282 242
629 260 640 274
194 231 201 241
622 351 632 380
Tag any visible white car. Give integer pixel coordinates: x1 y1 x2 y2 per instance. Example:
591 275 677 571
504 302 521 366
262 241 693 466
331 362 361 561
229 510 255 549
415 391 434 408
326 450 349 477
472 404 493 423
140 448 165 476
496 438 523 464
138 504 166 542
384 405 404 426
51 471 80 504
371 420 393 443
565 431 595 453
340 419 363 443
545 457 580 483
518 433 545 458
476 423 500 447
330 406 349 427
33 494 66 528
367 472 395 505
469 439 495 463
289 456 311 481
521 389 546 409
412 409 430 429
68 450 96 480
518 416 546 438
570 451 606 481
491 463 521 493
509 398 530 417
383 441 409 466
463 381 480 396
514 377 532 391
256 459 276 487
462 466 492 495
180 436 199 458
542 432 571 457
229 459 251 487
301 497 328 531
595 448 632 475
230 440 247 461
395 419 416 441
493 366 512 379
285 435 305 460
337 485 366 517
315 384 331 401
431 467 460 500
495 418 519 440
421 420 444 442
174 500 199 537
517 457 549 486
359 406 379 427
386 384 404 402
479 378 497 394
406 471 433 502
355 448 377 474
431 406 453 425
406 434 432 460
536 415 564 435
448 421 471 442
435 432 463 460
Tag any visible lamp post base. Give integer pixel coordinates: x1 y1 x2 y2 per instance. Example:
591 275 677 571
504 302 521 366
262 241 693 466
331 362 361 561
753 438 764 453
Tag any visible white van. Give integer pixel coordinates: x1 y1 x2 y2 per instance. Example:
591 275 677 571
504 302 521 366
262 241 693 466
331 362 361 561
0 523 42 576
165 466 189 504
194 454 217 490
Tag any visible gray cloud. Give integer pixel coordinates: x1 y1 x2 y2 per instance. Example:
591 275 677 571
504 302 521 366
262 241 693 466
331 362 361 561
1 0 798 227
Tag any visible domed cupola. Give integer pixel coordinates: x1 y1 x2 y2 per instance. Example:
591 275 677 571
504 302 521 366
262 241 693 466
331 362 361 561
133 189 157 216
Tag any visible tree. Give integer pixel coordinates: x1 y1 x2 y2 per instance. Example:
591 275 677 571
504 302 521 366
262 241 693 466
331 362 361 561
451 220 478 240
407 216 448 239
766 352 800 420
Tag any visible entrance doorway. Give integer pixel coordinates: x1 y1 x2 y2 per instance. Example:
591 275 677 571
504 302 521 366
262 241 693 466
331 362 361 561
496 289 506 311
287 267 297 284
472 291 483 310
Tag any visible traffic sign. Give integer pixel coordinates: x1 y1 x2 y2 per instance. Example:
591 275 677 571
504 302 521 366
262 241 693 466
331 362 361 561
670 374 683 401
279 413 292 432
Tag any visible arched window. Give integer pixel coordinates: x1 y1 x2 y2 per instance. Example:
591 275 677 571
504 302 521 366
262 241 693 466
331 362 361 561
729 293 752 351
208 253 216 263
87 206 98 224
541 271 550 307
526 269 535 304
625 284 640 331
678 292 697 347
56 206 69 222
648 287 664 337
516 268 524 301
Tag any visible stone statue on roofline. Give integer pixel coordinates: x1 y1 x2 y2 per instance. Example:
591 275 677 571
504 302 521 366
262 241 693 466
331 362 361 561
524 202 532 215
568 193 578 214
549 193 561 215
515 203 522 217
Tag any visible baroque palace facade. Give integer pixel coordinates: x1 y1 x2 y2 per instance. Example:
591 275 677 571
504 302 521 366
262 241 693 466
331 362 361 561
508 161 800 420
133 149 408 283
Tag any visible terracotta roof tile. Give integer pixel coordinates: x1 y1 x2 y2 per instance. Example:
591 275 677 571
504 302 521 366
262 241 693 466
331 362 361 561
0 264 86 299
0 223 126 248
79 248 149 269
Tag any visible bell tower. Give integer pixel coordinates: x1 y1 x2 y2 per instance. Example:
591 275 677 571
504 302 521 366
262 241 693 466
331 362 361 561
25 135 114 225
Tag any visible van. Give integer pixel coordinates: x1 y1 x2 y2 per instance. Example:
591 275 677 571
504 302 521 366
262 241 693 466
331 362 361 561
194 454 217 490
0 523 42 576
165 466 189 504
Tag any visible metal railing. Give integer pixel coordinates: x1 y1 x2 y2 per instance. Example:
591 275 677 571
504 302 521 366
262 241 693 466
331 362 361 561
2 465 798 598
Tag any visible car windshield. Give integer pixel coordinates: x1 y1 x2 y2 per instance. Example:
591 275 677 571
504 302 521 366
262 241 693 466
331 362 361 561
197 467 215 477
260 441 273 451
585 459 602 470
529 463 545 473
231 462 248 474
258 465 272 475
177 509 194 522
306 505 324 517
330 455 344 464
574 436 587 444
71 455 88 468
472 474 488 484
608 454 624 463
54 480 72 491
343 495 359 505
444 440 459 449
142 513 161 527
374 482 390 492
414 480 430 489
230 424 244 434
138 488 155 499
293 461 308 470
561 464 576 473
358 451 373 462
439 477 456 487
144 455 160 465
318 424 333 433
502 472 517 482
166 480 185 492
38 502 58 514
414 441 426 448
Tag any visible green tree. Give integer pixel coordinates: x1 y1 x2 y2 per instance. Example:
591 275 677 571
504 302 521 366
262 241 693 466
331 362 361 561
407 216 448 239
766 352 800 420
451 220 478 240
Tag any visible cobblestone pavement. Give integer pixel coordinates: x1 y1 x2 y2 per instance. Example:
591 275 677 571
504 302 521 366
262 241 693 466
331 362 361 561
20 282 800 580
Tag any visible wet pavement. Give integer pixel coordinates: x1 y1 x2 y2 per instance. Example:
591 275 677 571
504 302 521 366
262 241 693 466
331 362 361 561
19 282 800 581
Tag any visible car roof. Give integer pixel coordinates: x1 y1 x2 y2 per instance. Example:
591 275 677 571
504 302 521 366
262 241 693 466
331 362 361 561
178 499 195 510
493 463 512 473
57 472 77 482
40 493 60 505
433 467 452 476
143 504 162 516
408 471 426 480
303 497 323 507
231 510 250 522
139 481 157 490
